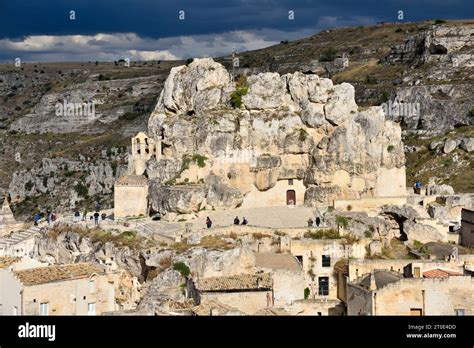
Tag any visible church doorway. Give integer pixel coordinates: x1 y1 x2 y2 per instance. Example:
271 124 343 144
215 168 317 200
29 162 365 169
286 190 296 205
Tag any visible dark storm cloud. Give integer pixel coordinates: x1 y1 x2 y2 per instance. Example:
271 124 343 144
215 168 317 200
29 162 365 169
0 0 471 62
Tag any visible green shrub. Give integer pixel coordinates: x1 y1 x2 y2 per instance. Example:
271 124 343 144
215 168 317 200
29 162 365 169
319 47 338 62
304 229 340 239
387 145 395 153
364 230 373 238
336 215 350 230
395 27 403 33
192 154 208 168
365 75 377 84
24 181 34 191
98 74 110 81
469 108 474 117
111 163 117 177
230 87 248 108
186 58 194 65
434 19 446 24
74 182 89 198
379 91 389 104
412 240 424 251
121 230 137 240
298 128 308 142
304 287 310 299
173 262 191 277
443 158 454 167
230 75 249 108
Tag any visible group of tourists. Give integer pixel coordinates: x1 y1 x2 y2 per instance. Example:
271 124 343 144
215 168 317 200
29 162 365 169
413 180 433 196
308 216 322 227
204 215 250 229
34 210 58 226
233 216 248 225
74 210 107 225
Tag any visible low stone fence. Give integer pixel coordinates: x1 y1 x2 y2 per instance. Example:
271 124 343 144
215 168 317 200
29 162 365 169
196 224 334 240
333 196 407 211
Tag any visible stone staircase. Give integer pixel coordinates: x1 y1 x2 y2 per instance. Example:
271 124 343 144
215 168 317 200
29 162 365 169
0 225 42 255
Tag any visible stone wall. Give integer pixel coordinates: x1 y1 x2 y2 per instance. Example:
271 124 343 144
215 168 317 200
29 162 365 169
334 196 407 211
346 283 373 315
372 276 473 315
114 184 148 218
0 269 22 315
266 268 304 306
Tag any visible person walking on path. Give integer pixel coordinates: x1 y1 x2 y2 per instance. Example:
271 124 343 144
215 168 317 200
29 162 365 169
46 211 51 225
233 216 240 225
82 210 87 221
34 212 40 226
242 217 248 225
206 217 212 229
74 210 81 223
94 211 100 226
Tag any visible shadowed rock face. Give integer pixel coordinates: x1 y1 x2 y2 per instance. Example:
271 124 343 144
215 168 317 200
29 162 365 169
146 58 406 212
383 25 474 135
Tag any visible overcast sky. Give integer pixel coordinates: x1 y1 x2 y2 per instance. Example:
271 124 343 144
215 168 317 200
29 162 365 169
0 0 472 62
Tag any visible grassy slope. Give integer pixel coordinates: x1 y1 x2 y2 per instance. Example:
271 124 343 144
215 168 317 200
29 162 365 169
404 126 474 192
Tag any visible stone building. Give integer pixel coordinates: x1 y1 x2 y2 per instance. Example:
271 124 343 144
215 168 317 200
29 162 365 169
113 175 148 219
254 252 304 306
461 208 474 247
114 132 160 219
188 273 273 314
0 262 116 315
289 238 365 300
347 271 473 316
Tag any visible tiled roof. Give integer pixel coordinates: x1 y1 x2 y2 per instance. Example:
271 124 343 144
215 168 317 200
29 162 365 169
255 253 301 272
0 256 20 269
116 175 148 186
14 263 105 286
196 273 272 292
359 270 402 290
192 300 244 316
423 269 463 278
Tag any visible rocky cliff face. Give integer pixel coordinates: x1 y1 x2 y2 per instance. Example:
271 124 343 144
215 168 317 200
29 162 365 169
5 145 128 216
145 58 405 212
383 25 474 134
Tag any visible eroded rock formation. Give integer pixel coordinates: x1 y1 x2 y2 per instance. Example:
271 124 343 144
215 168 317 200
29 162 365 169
144 58 406 212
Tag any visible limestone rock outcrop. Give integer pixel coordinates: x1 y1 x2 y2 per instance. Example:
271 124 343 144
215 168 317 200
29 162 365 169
145 58 406 212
